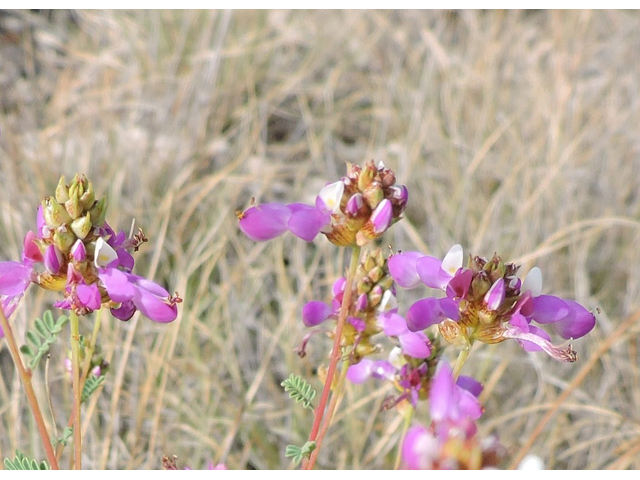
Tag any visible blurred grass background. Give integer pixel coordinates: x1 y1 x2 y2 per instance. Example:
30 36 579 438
1 9 640 469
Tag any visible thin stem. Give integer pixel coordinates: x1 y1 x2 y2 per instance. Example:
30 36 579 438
394 405 414 470
0 308 59 469
303 245 361 468
452 346 471 380
56 309 103 461
70 310 82 469
305 357 350 469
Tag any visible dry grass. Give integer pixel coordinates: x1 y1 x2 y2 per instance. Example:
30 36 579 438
1 9 640 469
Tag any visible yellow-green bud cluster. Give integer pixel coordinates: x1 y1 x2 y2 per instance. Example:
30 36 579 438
341 248 396 361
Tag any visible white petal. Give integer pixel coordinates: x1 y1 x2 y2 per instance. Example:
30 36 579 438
522 267 543 297
377 290 397 312
441 244 463 275
388 346 404 368
518 454 544 470
94 237 118 268
317 181 345 214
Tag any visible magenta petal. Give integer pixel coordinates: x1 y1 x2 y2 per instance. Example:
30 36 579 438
378 312 408 336
111 300 136 321
389 251 425 289
402 425 437 470
238 203 292 241
44 245 63 274
369 360 396 380
99 268 136 303
456 375 483 398
77 284 102 310
0 261 33 296
133 283 177 322
484 278 505 311
302 301 332 327
429 362 455 422
552 300 596 339
530 295 570 324
446 268 473 300
23 231 43 263
415 255 447 289
406 297 447 332
399 331 431 359
457 388 483 420
288 205 329 242
371 199 393 234
347 360 373 384
1 294 23 322
519 325 551 352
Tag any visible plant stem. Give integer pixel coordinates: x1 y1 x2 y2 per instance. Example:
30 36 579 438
70 310 82 469
394 405 414 470
0 308 59 469
452 345 471 380
303 245 361 468
305 357 350 469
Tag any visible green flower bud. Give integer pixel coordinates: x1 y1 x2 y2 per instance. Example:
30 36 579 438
70 212 92 239
357 160 377 191
65 189 82 219
53 229 77 253
79 180 95 210
89 196 108 226
363 254 377 272
356 277 373 295
367 266 384 283
55 175 70 203
362 182 383 210
377 274 394 291
42 197 72 228
368 285 383 308
470 273 491 301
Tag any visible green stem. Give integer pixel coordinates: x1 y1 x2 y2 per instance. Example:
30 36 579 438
70 310 82 469
305 357 351 470
303 245 361 468
452 346 471 380
0 308 59 469
394 405 414 469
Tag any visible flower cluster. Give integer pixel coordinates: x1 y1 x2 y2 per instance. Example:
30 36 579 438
238 160 408 247
402 362 504 470
0 174 180 329
389 245 596 362
302 248 431 363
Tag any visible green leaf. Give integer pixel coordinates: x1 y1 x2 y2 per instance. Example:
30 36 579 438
281 374 317 410
284 441 316 466
82 375 106 403
43 310 55 330
3 451 50 470
20 310 69 369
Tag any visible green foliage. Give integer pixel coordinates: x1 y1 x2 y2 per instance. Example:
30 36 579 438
3 451 50 470
281 373 317 410
285 442 316 466
19 310 69 370
53 426 74 447
82 374 106 403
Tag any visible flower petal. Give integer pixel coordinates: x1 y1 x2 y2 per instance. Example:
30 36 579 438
0 261 33 296
406 297 447 331
388 251 425 289
378 311 408 336
398 331 431 358
133 281 177 322
522 267 542 297
99 268 136 303
302 301 332 327
552 300 596 339
288 204 329 242
415 255 447 289
346 360 373 384
529 295 570 324
238 203 292 241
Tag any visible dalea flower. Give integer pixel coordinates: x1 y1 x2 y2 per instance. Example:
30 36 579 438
300 248 426 362
237 160 408 247
0 174 180 323
389 245 596 362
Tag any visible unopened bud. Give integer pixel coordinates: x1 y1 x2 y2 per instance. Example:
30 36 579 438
70 212 92 239
79 180 95 210
65 189 82 220
55 176 70 203
70 239 87 262
89 197 108 227
368 266 384 283
357 160 377 191
44 244 64 274
355 293 368 312
42 197 72 228
363 182 384 210
53 229 76 253
369 285 383 307
345 193 365 217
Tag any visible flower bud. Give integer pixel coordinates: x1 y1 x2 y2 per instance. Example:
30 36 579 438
362 182 384 210
80 180 95 210
484 278 505 311
53 229 76 253
89 197 108 227
55 175 70 203
357 277 373 295
70 212 92 239
42 197 72 228
71 239 87 262
357 160 377 191
65 189 82 219
355 293 368 312
369 285 383 308
368 266 384 283
345 193 365 217
44 244 64 274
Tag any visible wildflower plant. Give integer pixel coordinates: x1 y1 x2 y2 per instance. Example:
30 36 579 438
0 174 180 470
238 159 597 470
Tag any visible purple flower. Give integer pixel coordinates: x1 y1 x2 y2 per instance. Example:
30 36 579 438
390 246 596 362
238 160 408 247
